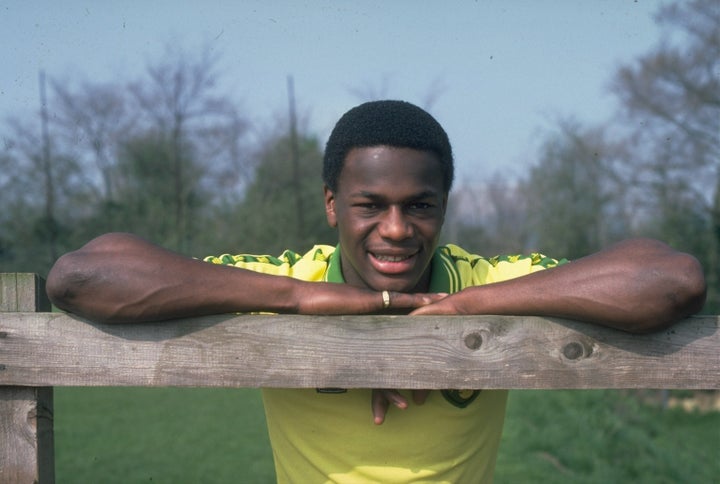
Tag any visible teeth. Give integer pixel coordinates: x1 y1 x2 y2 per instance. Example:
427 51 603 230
374 254 410 262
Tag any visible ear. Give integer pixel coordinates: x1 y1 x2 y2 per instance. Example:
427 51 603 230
324 185 338 228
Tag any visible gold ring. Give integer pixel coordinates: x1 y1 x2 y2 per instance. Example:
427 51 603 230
382 290 391 309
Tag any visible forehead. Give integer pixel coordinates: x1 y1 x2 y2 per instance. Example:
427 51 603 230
337 146 445 195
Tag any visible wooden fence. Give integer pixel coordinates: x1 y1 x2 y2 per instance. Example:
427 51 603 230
1 273 718 483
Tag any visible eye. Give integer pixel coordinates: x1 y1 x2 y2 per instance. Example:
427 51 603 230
356 202 379 209
353 202 382 214
410 202 432 209
408 202 433 211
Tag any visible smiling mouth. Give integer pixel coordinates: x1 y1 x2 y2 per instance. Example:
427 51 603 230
368 250 420 275
372 253 414 262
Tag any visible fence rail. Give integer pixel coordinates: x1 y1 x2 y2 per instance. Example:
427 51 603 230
2 311 718 390
1 273 718 483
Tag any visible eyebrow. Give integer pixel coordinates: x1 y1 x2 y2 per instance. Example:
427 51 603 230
350 190 441 201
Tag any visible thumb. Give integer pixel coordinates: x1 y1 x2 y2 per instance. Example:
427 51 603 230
409 298 456 315
417 292 449 306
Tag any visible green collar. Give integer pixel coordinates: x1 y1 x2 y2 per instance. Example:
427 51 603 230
325 245 459 294
325 246 345 283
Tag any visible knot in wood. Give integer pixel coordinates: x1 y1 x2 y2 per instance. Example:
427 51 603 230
464 332 483 350
562 341 588 360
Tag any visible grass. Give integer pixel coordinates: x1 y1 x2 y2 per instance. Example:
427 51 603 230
496 390 719 483
54 388 719 483
54 387 275 483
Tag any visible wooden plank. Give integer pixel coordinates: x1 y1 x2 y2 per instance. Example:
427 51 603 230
0 274 18 312
0 274 54 484
0 313 717 389
0 274 51 313
0 387 54 484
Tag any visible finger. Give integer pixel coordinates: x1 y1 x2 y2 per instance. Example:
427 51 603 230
409 305 434 315
409 302 451 315
383 389 409 409
388 292 448 310
418 293 449 305
412 389 431 405
372 389 408 425
371 389 390 425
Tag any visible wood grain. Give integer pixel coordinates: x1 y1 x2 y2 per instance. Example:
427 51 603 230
0 272 718 483
1 274 54 483
1 313 717 389
0 273 51 313
0 387 54 484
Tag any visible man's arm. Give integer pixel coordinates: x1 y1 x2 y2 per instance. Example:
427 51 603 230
46 232 443 323
412 238 706 333
370 238 706 425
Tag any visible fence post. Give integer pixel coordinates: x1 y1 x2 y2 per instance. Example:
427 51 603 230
0 273 55 484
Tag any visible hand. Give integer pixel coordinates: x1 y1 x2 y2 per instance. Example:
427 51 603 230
371 389 431 425
370 292 465 424
298 283 448 315
409 291 467 315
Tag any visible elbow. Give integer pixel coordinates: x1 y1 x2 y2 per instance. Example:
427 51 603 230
46 251 123 324
673 252 707 317
632 253 707 334
46 251 86 313
46 233 131 313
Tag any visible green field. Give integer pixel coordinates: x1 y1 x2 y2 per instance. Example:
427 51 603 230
55 388 719 483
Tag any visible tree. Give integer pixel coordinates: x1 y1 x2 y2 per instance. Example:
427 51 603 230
128 44 251 253
521 120 630 259
611 0 719 311
443 176 531 256
0 44 253 276
50 79 132 203
220 130 336 256
0 116 80 274
108 133 209 249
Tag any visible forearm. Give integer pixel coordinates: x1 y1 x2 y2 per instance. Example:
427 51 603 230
419 239 707 333
47 233 445 323
46 233 299 323
540 239 705 330
463 266 696 332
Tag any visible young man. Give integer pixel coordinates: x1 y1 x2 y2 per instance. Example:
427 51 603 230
47 100 706 483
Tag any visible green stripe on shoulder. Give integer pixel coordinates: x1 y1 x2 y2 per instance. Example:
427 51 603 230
430 246 463 293
531 253 569 268
204 246 335 268
487 253 567 268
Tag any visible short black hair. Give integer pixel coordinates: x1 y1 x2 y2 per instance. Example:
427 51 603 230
322 100 454 193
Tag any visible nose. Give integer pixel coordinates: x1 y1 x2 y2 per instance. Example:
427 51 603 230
378 206 413 240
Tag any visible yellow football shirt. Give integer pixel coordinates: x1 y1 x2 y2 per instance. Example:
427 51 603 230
205 244 564 483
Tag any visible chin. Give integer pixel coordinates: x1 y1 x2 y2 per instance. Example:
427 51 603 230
370 277 422 293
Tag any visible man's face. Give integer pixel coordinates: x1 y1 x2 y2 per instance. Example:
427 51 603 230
324 145 447 293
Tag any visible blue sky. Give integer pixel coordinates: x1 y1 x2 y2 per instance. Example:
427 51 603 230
1 1 668 181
